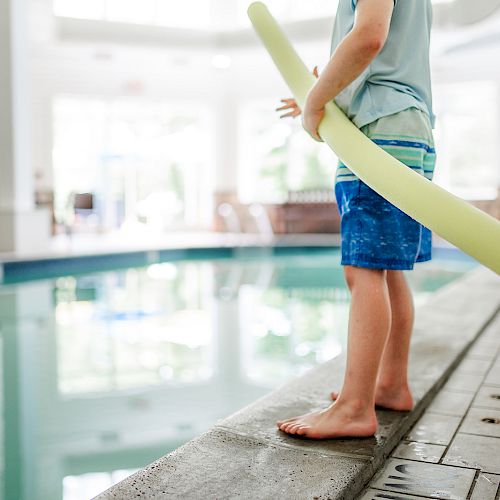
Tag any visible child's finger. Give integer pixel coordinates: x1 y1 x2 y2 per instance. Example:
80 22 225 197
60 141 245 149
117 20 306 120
313 66 319 77
276 103 293 111
280 110 299 118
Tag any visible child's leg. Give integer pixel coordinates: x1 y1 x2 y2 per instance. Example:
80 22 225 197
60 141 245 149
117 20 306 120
337 266 392 408
330 269 415 410
276 265 391 438
375 270 414 409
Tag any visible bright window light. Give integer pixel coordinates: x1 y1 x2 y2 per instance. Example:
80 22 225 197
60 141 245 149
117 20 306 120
105 0 156 25
237 0 338 27
53 0 104 20
211 54 232 69
53 0 454 29
238 100 337 204
433 81 499 200
53 0 211 28
52 96 214 232
156 0 211 29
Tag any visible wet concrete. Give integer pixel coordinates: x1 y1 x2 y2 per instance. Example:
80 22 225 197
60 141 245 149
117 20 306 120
95 267 500 500
96 428 371 499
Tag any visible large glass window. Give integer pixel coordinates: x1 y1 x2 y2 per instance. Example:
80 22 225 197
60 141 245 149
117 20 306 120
54 0 454 30
53 0 337 29
238 100 337 204
433 81 499 200
53 96 214 232
237 0 338 26
53 0 105 20
53 0 211 28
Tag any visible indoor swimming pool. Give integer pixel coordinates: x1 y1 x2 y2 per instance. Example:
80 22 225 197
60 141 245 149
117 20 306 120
0 247 477 500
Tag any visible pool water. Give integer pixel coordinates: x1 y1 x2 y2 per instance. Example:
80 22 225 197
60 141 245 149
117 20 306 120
0 247 476 500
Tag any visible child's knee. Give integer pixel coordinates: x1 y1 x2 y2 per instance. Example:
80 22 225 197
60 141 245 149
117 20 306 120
387 270 410 290
343 265 386 290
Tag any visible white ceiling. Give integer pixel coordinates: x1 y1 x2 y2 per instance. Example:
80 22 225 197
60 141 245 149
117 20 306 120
29 0 500 82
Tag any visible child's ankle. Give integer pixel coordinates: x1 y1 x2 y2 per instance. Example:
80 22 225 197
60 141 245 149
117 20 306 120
335 396 376 415
376 377 409 391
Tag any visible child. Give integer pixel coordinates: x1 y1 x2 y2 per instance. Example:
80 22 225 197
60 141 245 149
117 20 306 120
275 0 436 439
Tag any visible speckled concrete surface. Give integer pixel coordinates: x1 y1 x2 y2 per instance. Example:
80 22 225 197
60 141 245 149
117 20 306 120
95 428 371 499
95 267 500 500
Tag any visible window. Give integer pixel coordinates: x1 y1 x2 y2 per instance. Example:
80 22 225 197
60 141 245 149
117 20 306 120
53 0 211 29
53 96 214 232
238 100 337 204
433 81 499 200
237 0 338 27
54 0 454 30
53 0 105 20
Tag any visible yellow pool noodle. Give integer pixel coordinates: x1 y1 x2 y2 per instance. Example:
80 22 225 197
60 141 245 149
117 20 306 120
248 2 500 275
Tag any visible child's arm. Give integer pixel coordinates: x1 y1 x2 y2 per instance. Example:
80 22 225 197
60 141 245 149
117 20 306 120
303 0 395 140
311 0 395 106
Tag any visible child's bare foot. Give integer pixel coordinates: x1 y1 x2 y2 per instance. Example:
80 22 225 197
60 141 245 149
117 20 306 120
276 401 377 439
330 383 413 411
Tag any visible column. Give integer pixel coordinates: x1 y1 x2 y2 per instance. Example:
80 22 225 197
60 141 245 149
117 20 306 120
0 0 50 253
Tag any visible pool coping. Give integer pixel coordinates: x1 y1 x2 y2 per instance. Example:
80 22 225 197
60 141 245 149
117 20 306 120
0 234 342 284
0 233 473 285
0 234 341 264
94 266 500 500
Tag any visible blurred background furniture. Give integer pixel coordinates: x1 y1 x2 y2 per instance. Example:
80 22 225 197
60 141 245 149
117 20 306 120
267 189 341 234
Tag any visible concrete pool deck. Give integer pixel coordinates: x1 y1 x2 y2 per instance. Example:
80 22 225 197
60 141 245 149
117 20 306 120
95 266 499 500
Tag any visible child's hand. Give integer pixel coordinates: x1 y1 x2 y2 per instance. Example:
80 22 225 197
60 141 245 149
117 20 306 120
276 98 301 119
275 66 319 119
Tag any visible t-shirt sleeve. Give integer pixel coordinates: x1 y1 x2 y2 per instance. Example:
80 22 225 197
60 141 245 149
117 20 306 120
352 0 398 10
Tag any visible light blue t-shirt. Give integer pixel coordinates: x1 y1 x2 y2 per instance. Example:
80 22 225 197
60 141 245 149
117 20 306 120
330 0 435 129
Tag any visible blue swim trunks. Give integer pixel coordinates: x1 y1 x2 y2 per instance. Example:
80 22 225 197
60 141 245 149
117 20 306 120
334 107 436 270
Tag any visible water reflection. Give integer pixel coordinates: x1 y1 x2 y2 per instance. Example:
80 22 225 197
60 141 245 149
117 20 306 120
0 250 471 500
56 266 214 394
